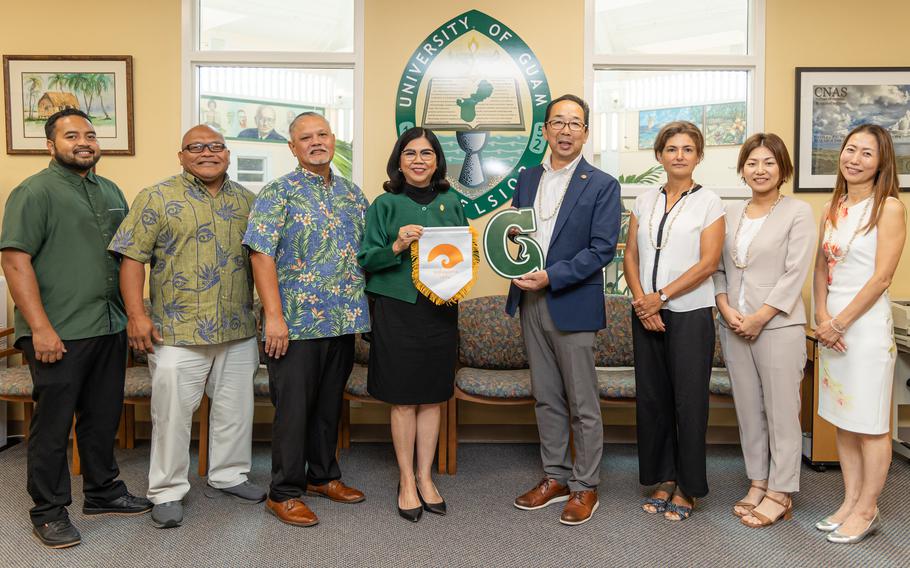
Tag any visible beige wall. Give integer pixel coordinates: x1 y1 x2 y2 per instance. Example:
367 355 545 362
0 0 181 213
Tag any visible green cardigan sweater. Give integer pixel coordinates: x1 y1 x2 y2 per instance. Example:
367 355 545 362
358 189 468 303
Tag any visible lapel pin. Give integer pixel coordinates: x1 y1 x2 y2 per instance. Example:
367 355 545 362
440 204 445 212
580 174 588 180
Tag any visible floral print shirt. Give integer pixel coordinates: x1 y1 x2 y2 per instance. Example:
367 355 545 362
243 166 370 340
109 172 257 345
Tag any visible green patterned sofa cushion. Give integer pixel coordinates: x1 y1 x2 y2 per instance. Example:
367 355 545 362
458 296 528 370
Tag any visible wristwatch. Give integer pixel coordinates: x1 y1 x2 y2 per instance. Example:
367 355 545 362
658 289 669 303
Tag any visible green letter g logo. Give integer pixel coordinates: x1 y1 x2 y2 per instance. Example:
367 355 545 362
483 207 544 279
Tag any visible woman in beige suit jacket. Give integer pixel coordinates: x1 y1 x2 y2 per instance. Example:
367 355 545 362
714 133 815 528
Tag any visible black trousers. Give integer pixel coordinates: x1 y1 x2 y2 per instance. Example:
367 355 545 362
267 335 354 502
20 332 128 526
632 308 714 498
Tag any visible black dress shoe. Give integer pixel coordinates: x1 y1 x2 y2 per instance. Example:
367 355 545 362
397 483 422 523
33 519 81 549
416 483 447 515
83 492 153 516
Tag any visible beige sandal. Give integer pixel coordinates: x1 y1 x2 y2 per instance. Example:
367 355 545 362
741 494 792 528
733 482 767 518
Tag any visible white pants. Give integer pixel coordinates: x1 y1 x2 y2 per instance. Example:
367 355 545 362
146 337 258 504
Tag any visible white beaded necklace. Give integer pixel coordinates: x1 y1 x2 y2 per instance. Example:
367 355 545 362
648 184 697 251
823 195 873 265
730 192 784 269
536 169 573 222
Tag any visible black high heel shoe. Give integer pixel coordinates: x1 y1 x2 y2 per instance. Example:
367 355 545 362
416 479 447 516
397 483 422 523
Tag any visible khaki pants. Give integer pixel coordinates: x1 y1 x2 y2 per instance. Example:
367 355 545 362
721 325 805 493
147 337 258 504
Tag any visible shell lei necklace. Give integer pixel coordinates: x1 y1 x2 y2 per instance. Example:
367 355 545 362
823 195 873 265
648 183 696 250
536 169 573 222
731 192 785 269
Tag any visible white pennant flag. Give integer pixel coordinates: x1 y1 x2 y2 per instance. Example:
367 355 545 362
410 226 478 305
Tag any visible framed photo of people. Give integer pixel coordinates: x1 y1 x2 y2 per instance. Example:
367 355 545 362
794 66 910 192
3 55 134 155
198 95 323 144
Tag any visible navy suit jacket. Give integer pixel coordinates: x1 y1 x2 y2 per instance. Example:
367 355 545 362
505 157 621 332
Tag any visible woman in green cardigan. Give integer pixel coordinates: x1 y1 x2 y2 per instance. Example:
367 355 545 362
357 127 468 522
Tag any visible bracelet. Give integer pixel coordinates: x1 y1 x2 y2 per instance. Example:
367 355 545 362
829 317 846 334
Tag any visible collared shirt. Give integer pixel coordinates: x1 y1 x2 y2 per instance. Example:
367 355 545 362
243 166 371 340
0 160 128 342
109 172 257 345
531 153 582 260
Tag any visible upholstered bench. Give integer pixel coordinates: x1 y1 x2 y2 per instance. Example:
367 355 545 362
446 295 732 474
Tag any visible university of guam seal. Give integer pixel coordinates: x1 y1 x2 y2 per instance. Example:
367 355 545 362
394 10 551 219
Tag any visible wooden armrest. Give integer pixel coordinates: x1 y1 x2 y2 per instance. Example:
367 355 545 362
0 347 21 359
0 327 15 338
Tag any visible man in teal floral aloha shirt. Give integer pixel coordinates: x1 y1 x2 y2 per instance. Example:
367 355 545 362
244 112 370 528
110 125 266 529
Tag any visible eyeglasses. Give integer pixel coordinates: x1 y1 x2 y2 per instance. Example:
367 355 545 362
401 149 437 161
183 142 226 153
546 120 586 132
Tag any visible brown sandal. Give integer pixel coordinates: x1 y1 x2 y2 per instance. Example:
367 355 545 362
741 494 792 528
733 482 767 518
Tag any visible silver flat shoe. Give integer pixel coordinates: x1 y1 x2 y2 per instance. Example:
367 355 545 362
815 516 842 532
827 510 881 544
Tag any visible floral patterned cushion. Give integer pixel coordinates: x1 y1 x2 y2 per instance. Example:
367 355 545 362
354 335 370 365
455 367 533 399
345 364 369 397
712 320 726 367
458 296 528 370
595 295 635 366
124 366 153 398
0 366 34 397
709 368 732 396
596 367 731 399
597 367 637 399
254 367 270 398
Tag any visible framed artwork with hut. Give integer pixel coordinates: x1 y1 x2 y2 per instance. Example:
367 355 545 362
3 55 134 155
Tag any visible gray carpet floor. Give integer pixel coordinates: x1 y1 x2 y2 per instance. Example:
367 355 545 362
0 440 908 567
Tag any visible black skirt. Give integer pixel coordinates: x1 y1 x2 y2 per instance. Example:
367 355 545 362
367 293 457 405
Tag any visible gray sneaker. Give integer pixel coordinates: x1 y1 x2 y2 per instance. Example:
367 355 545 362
151 501 183 529
206 481 266 503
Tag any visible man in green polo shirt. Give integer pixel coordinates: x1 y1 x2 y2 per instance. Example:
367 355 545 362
110 124 264 529
0 109 152 549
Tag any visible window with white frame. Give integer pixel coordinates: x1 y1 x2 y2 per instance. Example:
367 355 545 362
184 0 361 192
586 0 764 197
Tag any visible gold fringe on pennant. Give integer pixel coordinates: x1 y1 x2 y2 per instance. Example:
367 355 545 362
410 226 480 306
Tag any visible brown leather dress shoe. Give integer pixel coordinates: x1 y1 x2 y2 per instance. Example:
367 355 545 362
560 490 599 525
514 478 570 510
266 498 318 527
306 480 365 504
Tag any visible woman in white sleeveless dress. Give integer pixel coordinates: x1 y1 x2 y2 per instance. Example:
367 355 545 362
812 124 905 544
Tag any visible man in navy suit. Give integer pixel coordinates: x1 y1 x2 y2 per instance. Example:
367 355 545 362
507 94 621 525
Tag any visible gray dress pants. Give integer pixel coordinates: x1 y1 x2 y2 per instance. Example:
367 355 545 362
520 292 602 491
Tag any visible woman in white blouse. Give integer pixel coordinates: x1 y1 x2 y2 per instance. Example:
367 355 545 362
623 121 725 521
714 133 815 528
